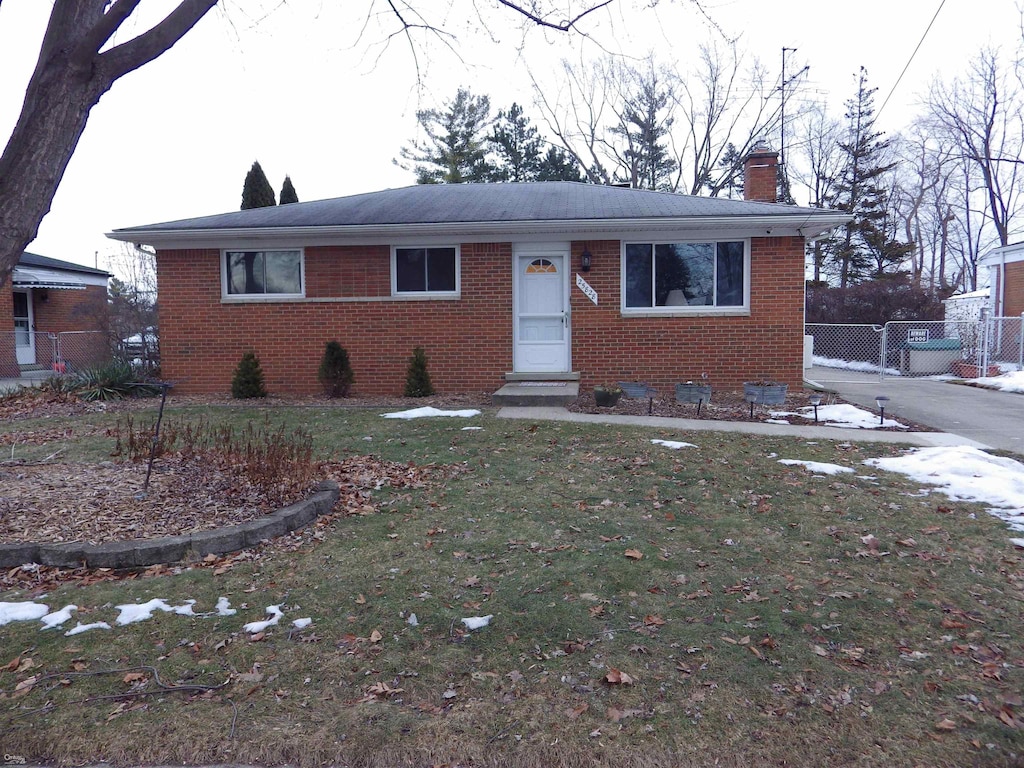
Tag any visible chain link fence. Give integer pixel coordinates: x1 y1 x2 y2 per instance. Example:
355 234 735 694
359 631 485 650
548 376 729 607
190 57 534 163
807 316 1024 379
56 331 113 373
805 323 889 374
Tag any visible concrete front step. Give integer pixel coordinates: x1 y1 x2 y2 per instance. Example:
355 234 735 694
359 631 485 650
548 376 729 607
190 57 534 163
492 380 580 407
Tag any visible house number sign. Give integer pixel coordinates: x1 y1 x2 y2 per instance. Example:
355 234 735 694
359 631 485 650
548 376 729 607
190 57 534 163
576 273 598 305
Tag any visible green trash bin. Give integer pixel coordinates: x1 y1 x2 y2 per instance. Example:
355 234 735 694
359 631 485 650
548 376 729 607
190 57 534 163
901 338 962 375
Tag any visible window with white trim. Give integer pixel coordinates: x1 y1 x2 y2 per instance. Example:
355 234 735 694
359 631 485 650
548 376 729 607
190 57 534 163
393 247 459 295
623 241 746 310
225 250 303 296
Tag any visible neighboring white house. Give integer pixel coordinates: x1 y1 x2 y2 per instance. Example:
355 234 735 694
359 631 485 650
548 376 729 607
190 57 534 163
943 288 990 324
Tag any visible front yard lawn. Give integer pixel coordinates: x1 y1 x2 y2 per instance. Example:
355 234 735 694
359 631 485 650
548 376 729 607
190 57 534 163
1 402 1022 767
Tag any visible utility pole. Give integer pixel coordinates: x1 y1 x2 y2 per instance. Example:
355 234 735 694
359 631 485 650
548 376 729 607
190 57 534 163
779 47 808 204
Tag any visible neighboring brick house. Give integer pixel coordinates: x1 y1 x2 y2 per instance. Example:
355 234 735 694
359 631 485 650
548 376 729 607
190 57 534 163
2 253 110 377
108 148 848 397
980 242 1024 318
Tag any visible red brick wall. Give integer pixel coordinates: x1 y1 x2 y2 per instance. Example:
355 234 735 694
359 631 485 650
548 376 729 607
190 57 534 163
0 281 16 377
32 285 107 334
158 237 806 395
570 238 805 392
157 244 513 395
1003 261 1024 317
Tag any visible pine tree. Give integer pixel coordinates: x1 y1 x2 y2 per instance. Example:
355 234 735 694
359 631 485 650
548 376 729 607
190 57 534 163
241 161 276 210
279 175 299 204
489 103 543 181
231 351 267 398
535 146 586 182
612 67 677 190
318 340 354 398
824 69 913 286
404 347 434 397
398 88 495 184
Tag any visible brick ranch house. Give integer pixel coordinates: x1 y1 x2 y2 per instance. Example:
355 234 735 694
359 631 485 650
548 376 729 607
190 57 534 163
107 148 848 397
1 252 109 378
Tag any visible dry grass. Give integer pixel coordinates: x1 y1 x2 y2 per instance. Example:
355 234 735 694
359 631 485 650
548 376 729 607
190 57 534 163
1 401 1022 767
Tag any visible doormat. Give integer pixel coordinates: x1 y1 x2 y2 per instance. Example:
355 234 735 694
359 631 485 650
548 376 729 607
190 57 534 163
517 382 567 387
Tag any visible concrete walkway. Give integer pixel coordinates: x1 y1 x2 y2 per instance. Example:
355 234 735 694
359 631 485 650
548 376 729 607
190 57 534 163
806 365 1024 455
496 405 990 449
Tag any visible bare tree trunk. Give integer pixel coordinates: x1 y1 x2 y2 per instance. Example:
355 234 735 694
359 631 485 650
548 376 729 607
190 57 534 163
0 0 219 289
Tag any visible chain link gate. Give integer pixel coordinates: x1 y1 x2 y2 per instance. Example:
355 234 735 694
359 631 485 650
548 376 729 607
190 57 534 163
807 315 1024 380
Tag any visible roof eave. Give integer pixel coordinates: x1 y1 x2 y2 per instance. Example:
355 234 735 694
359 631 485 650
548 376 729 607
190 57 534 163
109 213 850 249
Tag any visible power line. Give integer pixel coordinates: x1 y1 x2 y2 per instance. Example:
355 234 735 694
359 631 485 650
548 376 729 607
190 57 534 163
877 0 947 121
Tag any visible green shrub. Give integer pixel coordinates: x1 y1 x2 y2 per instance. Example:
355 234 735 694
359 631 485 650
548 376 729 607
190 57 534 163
231 351 267 399
404 347 434 397
318 341 354 398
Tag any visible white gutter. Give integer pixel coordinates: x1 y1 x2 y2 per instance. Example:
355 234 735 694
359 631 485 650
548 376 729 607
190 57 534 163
107 212 851 249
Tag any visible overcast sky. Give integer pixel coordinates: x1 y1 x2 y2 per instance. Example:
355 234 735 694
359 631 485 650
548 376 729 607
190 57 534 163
1 0 1021 272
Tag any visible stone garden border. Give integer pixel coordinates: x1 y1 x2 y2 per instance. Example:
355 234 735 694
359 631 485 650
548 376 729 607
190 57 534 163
0 480 340 569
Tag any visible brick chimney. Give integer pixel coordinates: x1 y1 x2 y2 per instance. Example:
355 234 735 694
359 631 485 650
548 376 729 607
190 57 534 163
743 142 779 202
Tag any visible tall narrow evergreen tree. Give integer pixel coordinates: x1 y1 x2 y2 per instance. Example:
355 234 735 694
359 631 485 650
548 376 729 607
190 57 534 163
241 161 276 210
824 69 913 286
279 175 299 204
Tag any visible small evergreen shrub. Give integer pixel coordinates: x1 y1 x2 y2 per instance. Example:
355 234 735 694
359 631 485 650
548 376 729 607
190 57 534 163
318 340 354 398
404 347 434 397
231 351 267 399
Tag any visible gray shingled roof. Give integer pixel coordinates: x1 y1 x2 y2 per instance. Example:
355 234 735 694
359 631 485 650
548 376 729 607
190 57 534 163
113 182 841 233
19 251 109 276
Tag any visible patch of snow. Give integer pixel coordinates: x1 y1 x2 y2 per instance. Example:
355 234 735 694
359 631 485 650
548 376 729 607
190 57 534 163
292 617 312 629
0 601 49 626
113 598 196 626
651 439 696 449
766 419 791 425
968 370 1024 394
215 597 237 616
383 407 481 419
64 621 111 636
812 354 900 376
1011 538 1024 549
40 604 77 630
805 403 906 430
243 605 284 633
407 613 419 626
461 426 483 431
461 614 493 630
779 459 855 475
865 446 1024 532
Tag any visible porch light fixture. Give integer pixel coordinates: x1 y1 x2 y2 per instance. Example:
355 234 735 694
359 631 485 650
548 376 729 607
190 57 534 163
875 395 890 426
808 393 822 422
580 248 592 272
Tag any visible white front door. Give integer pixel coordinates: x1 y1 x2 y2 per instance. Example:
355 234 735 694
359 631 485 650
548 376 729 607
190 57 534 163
12 290 35 366
514 252 569 372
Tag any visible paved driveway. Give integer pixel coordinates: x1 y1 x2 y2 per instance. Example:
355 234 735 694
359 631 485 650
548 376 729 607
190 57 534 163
806 366 1024 455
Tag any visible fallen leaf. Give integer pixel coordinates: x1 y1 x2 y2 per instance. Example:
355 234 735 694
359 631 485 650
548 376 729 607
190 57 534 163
643 614 666 626
812 645 830 657
13 675 38 698
604 667 634 685
369 629 383 643
565 702 588 720
935 718 957 731
624 549 643 560
940 618 967 630
122 671 147 685
355 594 367 605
